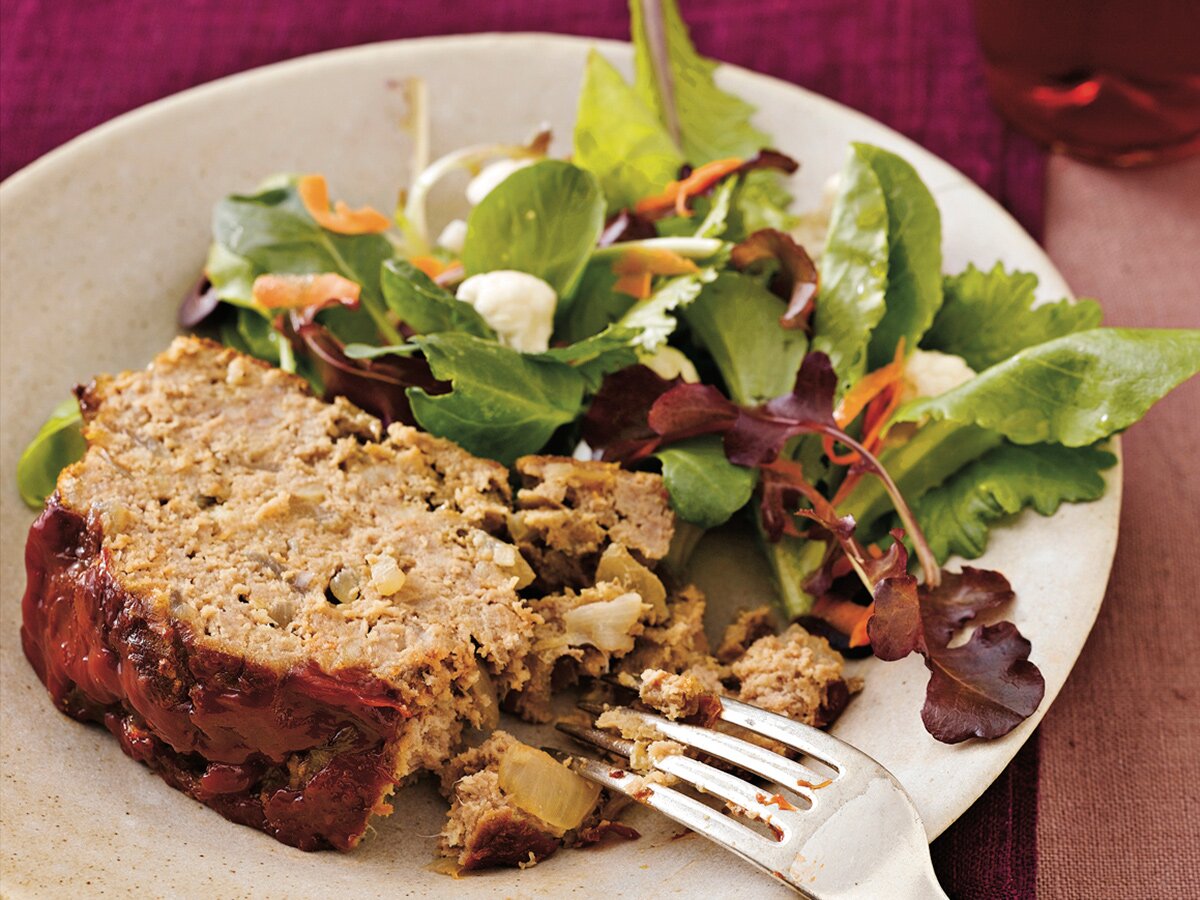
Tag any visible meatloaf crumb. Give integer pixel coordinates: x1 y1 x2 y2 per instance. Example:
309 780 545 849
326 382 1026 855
615 584 710 676
22 337 539 850
511 456 674 590
715 606 778 664
731 625 855 727
638 668 723 726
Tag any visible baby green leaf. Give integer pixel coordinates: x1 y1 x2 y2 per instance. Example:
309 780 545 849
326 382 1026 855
898 328 1200 446
573 49 684 212
17 399 85 509
812 146 889 389
381 259 495 338
857 144 943 370
463 160 605 297
407 333 585 466
654 436 756 529
923 262 1103 371
913 443 1117 563
683 272 809 405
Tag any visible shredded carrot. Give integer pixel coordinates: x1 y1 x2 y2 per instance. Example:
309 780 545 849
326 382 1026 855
297 174 391 235
409 255 458 279
611 247 699 299
811 596 874 648
251 272 361 309
823 339 908 465
634 157 745 217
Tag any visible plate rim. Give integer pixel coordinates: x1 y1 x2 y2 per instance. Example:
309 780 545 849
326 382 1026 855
0 28 1119 871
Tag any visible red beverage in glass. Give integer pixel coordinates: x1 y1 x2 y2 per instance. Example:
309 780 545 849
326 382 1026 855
974 0 1200 166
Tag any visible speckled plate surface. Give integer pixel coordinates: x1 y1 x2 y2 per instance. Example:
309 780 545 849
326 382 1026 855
0 34 1119 898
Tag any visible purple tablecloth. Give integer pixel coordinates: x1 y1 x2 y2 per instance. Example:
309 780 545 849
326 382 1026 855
0 1 1046 896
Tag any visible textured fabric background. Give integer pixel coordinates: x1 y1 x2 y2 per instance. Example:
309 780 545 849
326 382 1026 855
8 2 1193 899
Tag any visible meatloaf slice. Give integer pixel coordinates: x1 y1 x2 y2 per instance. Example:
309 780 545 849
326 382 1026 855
510 456 674 591
20 337 539 851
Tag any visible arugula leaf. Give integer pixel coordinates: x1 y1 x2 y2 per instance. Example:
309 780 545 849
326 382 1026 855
682 272 808 405
406 332 586 465
629 0 767 161
913 443 1117 563
899 328 1200 446
553 261 634 344
381 259 495 338
212 181 400 341
923 262 1104 370
462 160 605 297
17 399 85 509
857 144 943 370
812 146 889 390
573 49 684 212
654 436 756 528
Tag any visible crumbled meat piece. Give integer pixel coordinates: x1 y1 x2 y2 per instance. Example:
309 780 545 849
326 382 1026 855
511 456 674 591
731 625 856 727
715 605 778 664
638 668 724 727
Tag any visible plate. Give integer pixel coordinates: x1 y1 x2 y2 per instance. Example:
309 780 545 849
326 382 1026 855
0 34 1119 897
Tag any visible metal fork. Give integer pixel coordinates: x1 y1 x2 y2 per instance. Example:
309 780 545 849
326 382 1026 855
558 697 948 899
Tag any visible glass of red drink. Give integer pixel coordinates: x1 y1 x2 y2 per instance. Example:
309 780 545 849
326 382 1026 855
974 0 1200 166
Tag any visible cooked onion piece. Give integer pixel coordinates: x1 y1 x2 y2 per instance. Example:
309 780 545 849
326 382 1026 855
562 593 647 653
498 743 601 832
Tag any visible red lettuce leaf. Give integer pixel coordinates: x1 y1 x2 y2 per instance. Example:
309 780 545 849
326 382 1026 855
730 228 819 331
582 364 679 462
921 567 1014 648
921 622 1045 743
647 383 739 440
598 209 659 246
178 274 220 328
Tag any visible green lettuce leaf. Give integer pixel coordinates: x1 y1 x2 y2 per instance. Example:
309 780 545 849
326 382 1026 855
628 0 793 230
923 262 1104 371
912 443 1117 563
629 0 767 162
899 327 1200 446
682 272 808 405
812 146 889 390
17 399 85 509
406 332 585 465
212 180 400 342
462 160 605 297
617 267 718 351
553 261 634 344
573 49 684 212
858 144 943 370
381 259 495 338
654 436 756 528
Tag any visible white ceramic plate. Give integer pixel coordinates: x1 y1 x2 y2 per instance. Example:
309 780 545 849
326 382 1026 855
0 34 1119 897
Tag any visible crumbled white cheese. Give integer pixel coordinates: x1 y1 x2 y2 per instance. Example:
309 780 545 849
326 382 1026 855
436 218 468 254
466 158 536 205
901 349 977 400
456 270 557 353
572 440 595 461
639 345 700 383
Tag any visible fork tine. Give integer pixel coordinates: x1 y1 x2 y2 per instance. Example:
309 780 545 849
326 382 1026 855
653 754 797 832
568 755 780 862
720 697 848 769
594 706 830 794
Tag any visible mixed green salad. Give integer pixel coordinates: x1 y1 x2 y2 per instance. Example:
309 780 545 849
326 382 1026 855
18 0 1199 744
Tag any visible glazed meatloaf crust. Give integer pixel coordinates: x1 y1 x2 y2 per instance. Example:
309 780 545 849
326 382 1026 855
21 337 543 850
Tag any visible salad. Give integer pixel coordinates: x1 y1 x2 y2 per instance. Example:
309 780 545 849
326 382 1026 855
18 0 1199 745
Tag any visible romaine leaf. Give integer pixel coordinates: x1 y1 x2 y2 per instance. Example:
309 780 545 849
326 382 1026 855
654 436 756 528
212 181 400 341
682 272 808 405
462 160 606 297
573 49 684 212
898 327 1200 446
736 168 800 234
17 399 85 509
407 332 586 465
855 144 943 370
812 146 889 390
923 262 1103 371
913 443 1118 562
629 0 767 162
380 259 496 339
